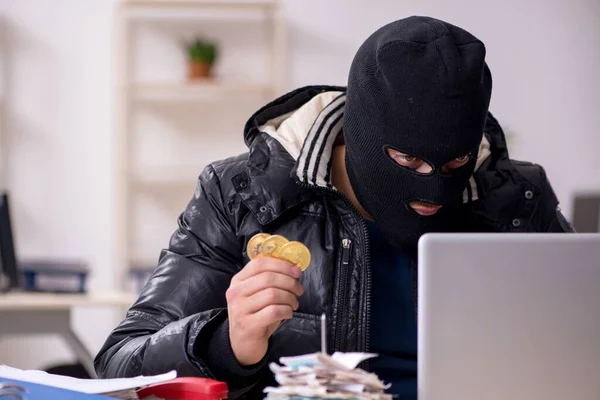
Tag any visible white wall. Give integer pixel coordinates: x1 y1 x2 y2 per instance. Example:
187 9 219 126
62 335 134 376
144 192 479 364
0 0 598 369
0 0 118 369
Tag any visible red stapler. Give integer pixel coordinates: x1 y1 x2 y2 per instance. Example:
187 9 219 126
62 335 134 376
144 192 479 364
137 377 228 400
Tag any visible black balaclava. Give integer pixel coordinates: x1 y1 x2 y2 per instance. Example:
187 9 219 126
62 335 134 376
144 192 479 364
343 16 493 250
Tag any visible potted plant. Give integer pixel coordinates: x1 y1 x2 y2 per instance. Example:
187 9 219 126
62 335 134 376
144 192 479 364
184 38 218 80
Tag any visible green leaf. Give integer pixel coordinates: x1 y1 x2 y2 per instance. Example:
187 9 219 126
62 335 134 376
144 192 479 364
184 37 218 63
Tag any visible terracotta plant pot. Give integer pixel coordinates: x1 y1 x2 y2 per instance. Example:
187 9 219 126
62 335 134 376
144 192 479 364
188 61 212 80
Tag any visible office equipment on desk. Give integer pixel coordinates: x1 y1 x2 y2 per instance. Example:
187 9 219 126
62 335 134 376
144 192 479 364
0 366 176 399
0 378 113 399
20 260 89 293
0 191 89 294
0 192 18 292
137 378 228 400
418 233 600 400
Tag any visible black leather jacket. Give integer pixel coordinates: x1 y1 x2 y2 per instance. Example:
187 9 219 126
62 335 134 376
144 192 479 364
94 86 572 399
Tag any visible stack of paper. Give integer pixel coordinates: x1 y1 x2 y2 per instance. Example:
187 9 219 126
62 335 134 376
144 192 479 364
0 365 176 399
264 352 393 399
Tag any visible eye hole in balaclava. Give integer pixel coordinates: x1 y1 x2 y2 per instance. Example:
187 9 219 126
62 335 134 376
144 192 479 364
385 147 434 175
384 146 475 176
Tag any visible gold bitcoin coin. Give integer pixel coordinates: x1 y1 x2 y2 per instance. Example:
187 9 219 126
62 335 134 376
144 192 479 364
247 233 270 260
259 235 289 257
276 241 311 271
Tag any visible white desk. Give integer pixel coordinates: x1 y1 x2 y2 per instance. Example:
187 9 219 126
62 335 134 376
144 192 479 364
0 292 137 378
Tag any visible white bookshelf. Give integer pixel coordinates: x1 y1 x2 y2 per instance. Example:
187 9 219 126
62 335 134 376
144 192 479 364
114 0 285 283
131 81 273 103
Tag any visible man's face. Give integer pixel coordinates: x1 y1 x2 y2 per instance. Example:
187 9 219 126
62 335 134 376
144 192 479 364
385 148 472 216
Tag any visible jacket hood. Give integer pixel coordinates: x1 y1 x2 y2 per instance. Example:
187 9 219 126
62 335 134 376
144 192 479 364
242 85 510 204
243 85 346 149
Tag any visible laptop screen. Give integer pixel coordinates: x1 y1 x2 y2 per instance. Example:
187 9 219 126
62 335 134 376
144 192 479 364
0 192 19 290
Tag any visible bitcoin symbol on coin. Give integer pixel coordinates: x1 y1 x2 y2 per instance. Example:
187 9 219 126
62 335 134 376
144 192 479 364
259 235 289 257
277 241 311 271
247 233 270 260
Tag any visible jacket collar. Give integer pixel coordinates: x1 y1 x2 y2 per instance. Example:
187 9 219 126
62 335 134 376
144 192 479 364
235 86 344 225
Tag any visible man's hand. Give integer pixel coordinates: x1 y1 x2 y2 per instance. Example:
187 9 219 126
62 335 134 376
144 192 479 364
226 257 304 366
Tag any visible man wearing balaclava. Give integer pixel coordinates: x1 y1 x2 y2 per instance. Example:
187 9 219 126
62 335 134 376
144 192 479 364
96 17 572 400
344 17 492 250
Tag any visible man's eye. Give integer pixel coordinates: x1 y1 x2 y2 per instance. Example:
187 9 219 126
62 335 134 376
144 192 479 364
455 155 470 163
386 148 423 167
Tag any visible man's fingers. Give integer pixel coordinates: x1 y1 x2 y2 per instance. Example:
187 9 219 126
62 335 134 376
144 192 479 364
242 271 304 298
245 288 299 314
251 304 294 327
234 257 301 282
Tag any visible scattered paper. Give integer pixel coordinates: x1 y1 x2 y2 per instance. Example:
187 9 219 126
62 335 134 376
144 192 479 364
265 352 392 400
331 352 378 370
0 365 176 396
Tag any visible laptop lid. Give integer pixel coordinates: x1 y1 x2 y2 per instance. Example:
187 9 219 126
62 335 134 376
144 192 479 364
0 192 19 291
418 233 600 400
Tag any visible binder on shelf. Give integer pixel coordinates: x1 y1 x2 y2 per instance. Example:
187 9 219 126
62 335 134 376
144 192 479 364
20 260 89 293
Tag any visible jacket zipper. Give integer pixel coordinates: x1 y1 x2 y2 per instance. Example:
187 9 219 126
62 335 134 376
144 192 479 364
296 182 372 357
334 238 352 352
342 238 352 264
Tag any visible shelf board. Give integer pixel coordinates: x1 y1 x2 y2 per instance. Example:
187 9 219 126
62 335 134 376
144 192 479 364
131 166 203 187
123 0 279 8
130 81 273 102
122 0 278 20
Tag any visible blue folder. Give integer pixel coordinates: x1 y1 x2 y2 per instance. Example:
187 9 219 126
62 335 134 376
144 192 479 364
0 378 114 399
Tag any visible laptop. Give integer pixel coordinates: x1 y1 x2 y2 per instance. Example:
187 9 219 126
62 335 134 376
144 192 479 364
0 192 19 291
418 233 600 400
